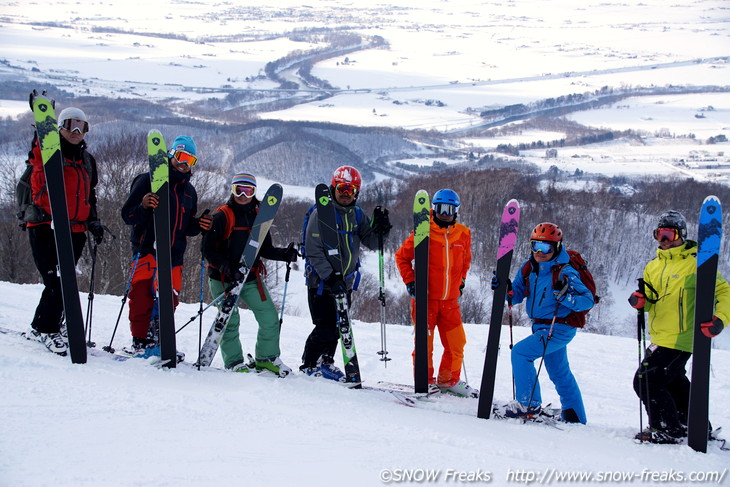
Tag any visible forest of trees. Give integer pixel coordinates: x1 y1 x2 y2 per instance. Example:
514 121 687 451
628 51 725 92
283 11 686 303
1 124 728 342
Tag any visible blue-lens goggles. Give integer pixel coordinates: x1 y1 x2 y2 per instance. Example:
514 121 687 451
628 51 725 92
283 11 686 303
531 240 555 254
433 203 457 216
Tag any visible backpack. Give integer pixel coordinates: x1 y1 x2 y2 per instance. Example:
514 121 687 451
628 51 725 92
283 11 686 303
299 203 363 293
520 249 599 328
16 149 93 230
211 204 266 281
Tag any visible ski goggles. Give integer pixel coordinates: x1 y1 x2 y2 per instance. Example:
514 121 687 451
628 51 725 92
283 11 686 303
654 227 680 242
335 182 359 197
171 150 198 168
61 119 89 134
232 184 256 198
531 240 555 254
433 203 458 216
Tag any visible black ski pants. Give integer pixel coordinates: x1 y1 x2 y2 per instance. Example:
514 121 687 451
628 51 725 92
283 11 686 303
28 224 86 334
633 344 691 436
301 287 351 368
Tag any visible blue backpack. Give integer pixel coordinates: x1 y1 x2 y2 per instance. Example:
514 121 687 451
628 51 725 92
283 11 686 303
299 203 363 294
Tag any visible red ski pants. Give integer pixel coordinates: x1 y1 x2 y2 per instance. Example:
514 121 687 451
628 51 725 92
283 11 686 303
410 298 466 387
127 254 183 339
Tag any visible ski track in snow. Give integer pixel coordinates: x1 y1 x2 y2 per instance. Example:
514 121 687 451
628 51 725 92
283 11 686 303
1 281 729 486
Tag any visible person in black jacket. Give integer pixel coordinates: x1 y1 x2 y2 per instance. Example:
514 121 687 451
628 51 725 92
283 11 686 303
202 172 297 375
120 135 212 360
23 100 104 356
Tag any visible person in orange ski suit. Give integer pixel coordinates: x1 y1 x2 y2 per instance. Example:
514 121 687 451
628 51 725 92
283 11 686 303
395 189 478 397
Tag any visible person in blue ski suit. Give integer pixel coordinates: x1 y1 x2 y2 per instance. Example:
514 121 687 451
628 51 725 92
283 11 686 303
498 222 594 423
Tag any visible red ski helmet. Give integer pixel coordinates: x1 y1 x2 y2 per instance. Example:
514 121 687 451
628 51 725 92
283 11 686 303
531 222 563 243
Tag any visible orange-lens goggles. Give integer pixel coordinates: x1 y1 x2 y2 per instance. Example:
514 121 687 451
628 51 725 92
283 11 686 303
232 184 255 198
62 119 89 134
173 150 198 167
335 182 359 196
654 227 680 242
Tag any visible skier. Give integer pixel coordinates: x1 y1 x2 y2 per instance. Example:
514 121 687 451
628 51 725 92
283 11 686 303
120 135 212 361
629 210 729 443
395 189 478 397
23 101 104 355
495 222 593 423
202 172 298 375
300 165 391 381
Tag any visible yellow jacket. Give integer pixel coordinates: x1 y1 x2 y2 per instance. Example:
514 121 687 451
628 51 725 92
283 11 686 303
643 240 730 352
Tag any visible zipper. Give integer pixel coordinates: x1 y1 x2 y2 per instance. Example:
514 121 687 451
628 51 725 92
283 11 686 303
442 227 450 300
678 287 684 333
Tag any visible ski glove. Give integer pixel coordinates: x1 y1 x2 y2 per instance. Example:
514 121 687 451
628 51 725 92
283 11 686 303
701 316 724 338
553 275 569 301
372 206 393 236
283 243 298 263
406 281 416 299
628 291 646 309
198 210 212 232
142 193 159 209
459 279 465 296
220 263 244 284
88 220 104 244
326 272 347 296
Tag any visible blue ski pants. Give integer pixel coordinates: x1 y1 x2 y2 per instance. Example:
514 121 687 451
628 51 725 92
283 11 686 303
511 322 587 424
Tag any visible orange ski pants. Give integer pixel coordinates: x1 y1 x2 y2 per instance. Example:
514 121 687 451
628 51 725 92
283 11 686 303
410 297 466 387
128 254 183 339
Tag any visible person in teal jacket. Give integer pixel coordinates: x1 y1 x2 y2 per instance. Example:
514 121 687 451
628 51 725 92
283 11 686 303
497 222 594 424
629 210 730 444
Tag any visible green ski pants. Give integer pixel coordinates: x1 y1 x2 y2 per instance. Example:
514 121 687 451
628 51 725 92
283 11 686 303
208 278 281 368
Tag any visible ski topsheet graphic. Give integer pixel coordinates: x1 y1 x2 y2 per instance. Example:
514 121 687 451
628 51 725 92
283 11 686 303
32 94 87 364
413 190 430 394
148 130 176 368
688 195 722 453
478 199 520 419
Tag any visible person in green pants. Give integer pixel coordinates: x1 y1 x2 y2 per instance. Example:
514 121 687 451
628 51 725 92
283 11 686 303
202 172 298 375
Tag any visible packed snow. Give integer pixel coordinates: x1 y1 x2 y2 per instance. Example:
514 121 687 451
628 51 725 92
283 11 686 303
1 276 729 487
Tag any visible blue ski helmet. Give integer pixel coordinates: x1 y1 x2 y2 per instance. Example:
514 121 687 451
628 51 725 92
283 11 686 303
432 189 460 216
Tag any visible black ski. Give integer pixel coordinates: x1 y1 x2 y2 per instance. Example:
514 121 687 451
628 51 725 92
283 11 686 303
315 183 362 387
148 130 176 368
688 195 722 453
31 95 86 364
196 184 283 367
477 199 520 419
413 190 430 393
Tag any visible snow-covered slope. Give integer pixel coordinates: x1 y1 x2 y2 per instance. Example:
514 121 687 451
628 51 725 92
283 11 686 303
1 281 728 486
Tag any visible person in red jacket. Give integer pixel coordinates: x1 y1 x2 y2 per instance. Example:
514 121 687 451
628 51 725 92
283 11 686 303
23 101 104 356
395 189 476 397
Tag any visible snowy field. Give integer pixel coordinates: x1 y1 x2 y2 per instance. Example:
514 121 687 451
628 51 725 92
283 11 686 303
1 278 730 487
1 0 728 183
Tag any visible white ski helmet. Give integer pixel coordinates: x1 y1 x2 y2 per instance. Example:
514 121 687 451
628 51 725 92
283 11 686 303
58 107 87 124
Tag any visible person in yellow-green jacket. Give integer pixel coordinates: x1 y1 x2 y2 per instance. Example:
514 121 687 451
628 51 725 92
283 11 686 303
628 210 730 444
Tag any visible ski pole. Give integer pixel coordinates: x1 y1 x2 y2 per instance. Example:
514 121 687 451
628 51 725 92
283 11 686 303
526 298 561 413
376 229 391 366
175 292 226 334
103 252 140 353
279 247 293 328
506 281 515 400
636 278 648 441
84 238 98 348
196 209 211 371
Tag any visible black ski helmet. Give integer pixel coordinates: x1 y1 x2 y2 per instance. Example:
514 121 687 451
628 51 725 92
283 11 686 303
656 210 687 239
